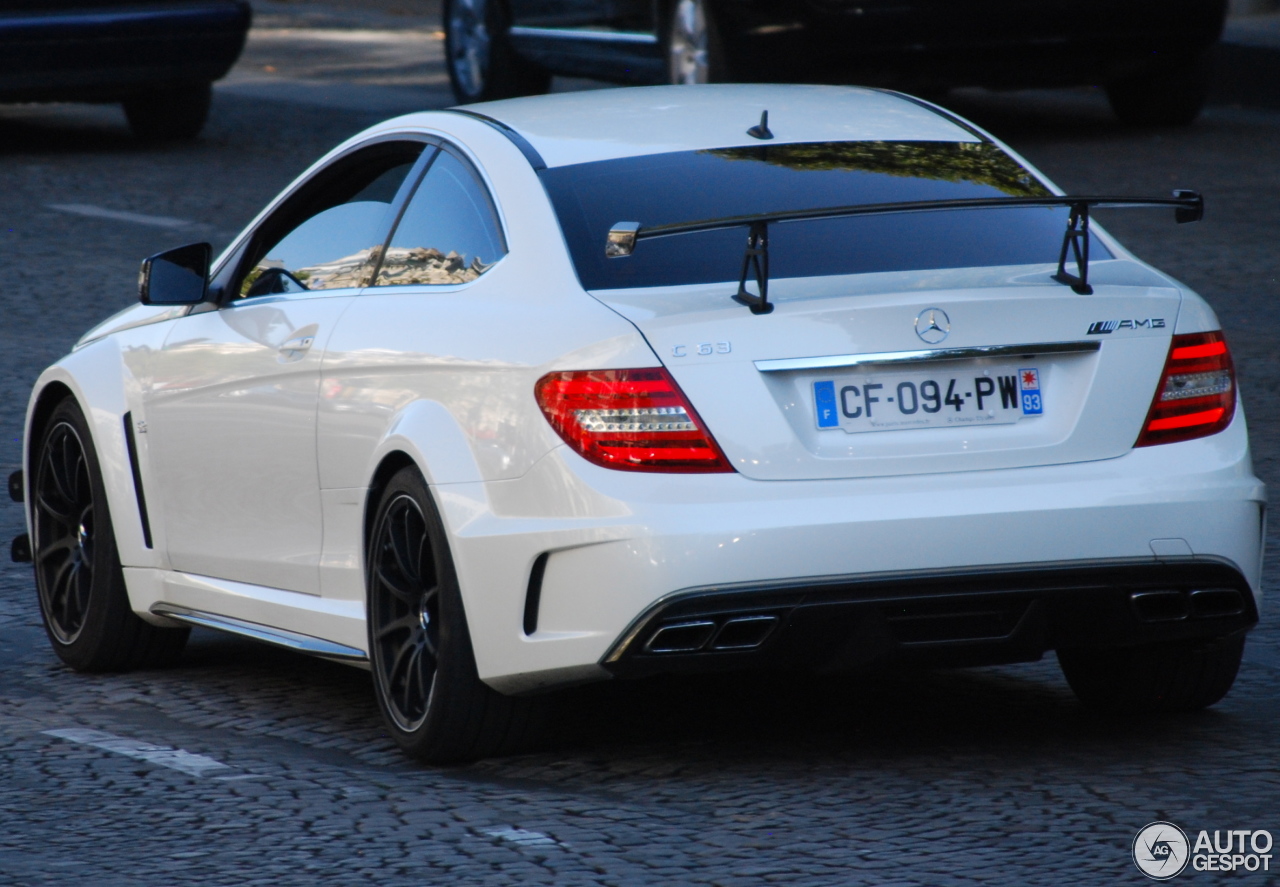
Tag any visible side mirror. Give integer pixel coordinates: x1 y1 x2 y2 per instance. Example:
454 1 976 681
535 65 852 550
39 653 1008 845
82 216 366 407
139 242 211 305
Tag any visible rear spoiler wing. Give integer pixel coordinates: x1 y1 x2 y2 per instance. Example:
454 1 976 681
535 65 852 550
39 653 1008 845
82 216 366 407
606 191 1204 315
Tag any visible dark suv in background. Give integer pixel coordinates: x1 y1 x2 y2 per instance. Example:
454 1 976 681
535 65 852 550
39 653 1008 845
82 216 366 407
445 0 1228 125
0 0 250 140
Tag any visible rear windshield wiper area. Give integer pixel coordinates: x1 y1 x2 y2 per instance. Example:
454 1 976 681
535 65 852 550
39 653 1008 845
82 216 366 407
607 192 1203 315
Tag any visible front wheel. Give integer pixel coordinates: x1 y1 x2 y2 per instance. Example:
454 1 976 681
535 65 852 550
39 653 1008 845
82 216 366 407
666 0 727 84
32 399 189 671
1058 634 1245 713
444 0 549 104
367 466 540 762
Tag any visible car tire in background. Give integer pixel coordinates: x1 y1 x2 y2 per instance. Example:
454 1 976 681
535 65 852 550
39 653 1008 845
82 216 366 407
444 0 550 104
122 82 213 142
1105 52 1211 126
32 399 189 671
1057 634 1245 713
367 466 542 763
666 0 727 84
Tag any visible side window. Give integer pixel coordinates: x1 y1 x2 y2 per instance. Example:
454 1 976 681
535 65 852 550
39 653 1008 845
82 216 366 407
374 148 506 287
238 143 426 299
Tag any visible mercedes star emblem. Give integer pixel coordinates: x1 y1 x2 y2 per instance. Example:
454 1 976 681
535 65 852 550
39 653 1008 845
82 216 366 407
915 308 951 344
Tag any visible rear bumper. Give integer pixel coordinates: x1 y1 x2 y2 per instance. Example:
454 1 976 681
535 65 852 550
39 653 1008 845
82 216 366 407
448 414 1264 693
602 558 1256 679
0 1 250 102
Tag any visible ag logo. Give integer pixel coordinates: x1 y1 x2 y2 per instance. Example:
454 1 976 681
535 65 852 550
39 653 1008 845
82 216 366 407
1133 821 1191 880
914 307 950 344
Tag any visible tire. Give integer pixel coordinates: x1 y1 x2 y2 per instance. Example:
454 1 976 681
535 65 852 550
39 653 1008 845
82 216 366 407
1058 634 1245 714
444 0 550 104
666 0 728 84
367 466 541 763
122 82 212 142
1105 53 1211 126
31 399 189 672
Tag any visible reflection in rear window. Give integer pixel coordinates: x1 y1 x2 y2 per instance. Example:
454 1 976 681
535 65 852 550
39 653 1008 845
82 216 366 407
539 141 1110 291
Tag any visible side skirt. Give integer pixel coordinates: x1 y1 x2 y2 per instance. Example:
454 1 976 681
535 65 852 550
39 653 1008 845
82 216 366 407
151 604 367 664
123 567 368 664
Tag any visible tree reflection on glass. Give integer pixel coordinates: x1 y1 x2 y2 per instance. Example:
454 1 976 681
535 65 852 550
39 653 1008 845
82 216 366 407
705 141 1051 198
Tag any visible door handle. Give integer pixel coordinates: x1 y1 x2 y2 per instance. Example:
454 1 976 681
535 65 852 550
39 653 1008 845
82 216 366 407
278 335 314 361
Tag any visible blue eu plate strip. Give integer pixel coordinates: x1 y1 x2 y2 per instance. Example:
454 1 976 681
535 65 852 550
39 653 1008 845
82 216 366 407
814 380 838 427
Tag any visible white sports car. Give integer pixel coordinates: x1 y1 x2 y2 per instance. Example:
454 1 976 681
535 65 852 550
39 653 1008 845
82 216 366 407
17 85 1264 762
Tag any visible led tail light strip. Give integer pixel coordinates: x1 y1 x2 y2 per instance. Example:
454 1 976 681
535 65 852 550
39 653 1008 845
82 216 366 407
536 368 734 473
1135 331 1236 447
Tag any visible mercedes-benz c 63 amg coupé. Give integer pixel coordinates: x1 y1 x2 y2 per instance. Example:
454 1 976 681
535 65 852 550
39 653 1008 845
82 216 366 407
17 85 1264 762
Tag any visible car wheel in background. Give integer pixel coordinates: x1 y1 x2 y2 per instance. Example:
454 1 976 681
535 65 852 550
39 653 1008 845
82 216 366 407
1058 634 1244 713
367 466 541 762
32 399 189 671
1105 52 1211 126
667 0 727 84
122 82 213 142
444 0 550 104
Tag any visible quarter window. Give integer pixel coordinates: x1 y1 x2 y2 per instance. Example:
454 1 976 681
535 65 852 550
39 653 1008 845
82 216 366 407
374 148 506 287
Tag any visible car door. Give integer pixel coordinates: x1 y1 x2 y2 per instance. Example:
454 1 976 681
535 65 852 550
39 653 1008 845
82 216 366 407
144 139 428 595
314 143 511 602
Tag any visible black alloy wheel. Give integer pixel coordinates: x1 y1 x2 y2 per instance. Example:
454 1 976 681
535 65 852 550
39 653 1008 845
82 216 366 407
369 491 440 733
443 0 549 104
34 418 96 645
366 466 542 762
1058 633 1245 713
31 399 188 671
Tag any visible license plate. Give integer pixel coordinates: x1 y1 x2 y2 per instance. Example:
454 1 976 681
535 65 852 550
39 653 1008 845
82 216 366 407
813 366 1044 433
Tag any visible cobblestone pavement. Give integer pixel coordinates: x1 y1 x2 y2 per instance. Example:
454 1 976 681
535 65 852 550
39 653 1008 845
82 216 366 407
1 13 1279 886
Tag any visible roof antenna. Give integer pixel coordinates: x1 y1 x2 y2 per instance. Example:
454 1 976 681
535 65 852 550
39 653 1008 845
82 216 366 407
747 110 773 140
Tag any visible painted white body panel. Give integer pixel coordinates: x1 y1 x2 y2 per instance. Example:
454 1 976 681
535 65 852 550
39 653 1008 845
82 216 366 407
123 567 366 651
594 264 1184 480
20 85 1264 698
145 291 360 594
438 412 1264 691
462 84 980 167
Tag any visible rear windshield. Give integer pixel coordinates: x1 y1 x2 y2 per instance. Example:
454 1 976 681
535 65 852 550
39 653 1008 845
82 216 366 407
539 141 1111 291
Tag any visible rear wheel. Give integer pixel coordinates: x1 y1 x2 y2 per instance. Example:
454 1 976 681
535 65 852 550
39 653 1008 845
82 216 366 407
367 466 540 762
1105 53 1210 126
122 82 212 142
444 0 550 104
32 399 189 671
667 0 727 84
1058 634 1244 713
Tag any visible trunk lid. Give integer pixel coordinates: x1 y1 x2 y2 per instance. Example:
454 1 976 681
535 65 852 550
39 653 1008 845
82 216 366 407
592 261 1181 481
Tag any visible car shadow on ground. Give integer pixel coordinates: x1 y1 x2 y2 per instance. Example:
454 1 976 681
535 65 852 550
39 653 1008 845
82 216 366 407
0 104 143 155
170 628 1231 777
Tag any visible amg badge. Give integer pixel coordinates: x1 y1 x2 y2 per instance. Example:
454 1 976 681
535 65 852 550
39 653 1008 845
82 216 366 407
1087 318 1166 335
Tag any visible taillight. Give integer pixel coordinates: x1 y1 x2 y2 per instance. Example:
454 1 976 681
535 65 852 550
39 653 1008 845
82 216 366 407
1135 330 1236 447
535 368 734 473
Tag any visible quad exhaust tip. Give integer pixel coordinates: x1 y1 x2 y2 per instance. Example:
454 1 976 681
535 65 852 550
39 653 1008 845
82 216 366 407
644 614 779 655
1129 588 1245 623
